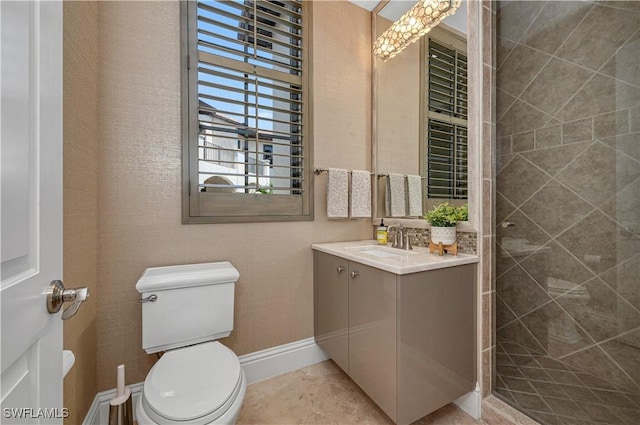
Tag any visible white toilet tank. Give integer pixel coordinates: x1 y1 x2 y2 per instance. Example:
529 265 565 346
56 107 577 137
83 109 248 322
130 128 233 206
136 262 239 354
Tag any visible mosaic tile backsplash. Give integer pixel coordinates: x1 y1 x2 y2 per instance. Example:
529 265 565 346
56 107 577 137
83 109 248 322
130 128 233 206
373 226 478 255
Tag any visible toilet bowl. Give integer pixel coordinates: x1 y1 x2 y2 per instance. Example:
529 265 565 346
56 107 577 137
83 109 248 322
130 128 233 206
546 277 591 345
135 262 246 425
136 342 246 425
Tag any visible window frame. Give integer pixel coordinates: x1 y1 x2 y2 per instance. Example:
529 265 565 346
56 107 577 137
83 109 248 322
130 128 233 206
419 26 468 206
181 0 314 224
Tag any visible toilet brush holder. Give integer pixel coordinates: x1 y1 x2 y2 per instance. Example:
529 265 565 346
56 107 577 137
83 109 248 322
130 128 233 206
109 365 134 425
108 397 133 425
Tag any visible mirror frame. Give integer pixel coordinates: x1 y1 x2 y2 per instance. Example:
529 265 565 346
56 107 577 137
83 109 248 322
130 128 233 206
371 0 482 232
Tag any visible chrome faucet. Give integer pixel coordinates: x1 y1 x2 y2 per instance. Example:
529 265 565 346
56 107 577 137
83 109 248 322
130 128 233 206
403 230 413 250
395 225 405 249
387 224 413 251
387 225 401 248
388 224 412 250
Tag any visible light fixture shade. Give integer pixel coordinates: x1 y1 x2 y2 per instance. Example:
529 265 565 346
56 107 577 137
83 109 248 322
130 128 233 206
373 0 462 62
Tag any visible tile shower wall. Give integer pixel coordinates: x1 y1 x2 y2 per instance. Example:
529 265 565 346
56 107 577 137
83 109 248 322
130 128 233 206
480 0 497 404
495 2 639 424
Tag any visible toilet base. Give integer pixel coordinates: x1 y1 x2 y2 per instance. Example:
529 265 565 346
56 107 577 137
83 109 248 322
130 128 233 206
135 369 246 425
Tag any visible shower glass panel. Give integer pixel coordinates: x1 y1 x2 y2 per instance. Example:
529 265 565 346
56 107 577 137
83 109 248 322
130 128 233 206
495 2 640 424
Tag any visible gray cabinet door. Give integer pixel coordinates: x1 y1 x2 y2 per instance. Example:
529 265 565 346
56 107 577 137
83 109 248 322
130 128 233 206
314 252 349 373
397 264 476 425
348 262 397 421
314 249 476 425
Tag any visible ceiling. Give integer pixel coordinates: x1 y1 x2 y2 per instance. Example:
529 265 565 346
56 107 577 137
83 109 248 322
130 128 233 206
349 0 468 34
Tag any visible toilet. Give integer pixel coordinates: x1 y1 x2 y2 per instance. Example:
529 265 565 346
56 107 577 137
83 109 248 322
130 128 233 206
546 277 591 344
135 262 246 424
546 277 590 301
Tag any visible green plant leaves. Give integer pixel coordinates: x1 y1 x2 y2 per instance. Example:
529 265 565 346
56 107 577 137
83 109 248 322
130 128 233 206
423 202 468 227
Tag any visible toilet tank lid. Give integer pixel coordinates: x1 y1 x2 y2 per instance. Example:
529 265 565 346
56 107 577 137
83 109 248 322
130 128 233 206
136 262 239 293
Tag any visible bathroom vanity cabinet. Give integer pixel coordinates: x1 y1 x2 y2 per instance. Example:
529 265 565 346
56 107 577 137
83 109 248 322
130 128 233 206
313 249 476 425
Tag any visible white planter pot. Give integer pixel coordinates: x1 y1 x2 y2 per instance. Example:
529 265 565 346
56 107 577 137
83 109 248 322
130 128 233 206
430 226 457 245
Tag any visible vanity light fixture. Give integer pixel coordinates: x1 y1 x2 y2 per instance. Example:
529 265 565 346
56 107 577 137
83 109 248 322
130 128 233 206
373 0 461 61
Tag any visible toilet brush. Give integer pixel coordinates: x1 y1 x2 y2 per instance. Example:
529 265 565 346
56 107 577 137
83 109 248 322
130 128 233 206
109 365 134 425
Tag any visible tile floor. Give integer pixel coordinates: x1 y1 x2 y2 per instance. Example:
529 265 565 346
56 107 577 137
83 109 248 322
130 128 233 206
495 339 640 425
236 360 485 425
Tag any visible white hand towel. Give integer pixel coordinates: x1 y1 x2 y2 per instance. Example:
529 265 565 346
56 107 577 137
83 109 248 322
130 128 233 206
385 174 407 217
327 168 348 218
350 170 371 218
406 175 423 217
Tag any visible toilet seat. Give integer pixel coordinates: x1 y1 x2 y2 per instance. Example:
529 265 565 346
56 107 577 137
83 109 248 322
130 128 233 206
547 277 589 297
140 341 244 424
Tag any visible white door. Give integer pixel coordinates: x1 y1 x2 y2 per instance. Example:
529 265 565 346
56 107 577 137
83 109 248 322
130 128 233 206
1 1 64 423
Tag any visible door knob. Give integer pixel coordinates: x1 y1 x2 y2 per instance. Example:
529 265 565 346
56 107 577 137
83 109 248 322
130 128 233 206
351 271 359 278
46 280 90 320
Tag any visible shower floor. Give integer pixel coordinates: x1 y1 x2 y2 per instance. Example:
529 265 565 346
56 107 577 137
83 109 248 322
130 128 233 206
495 339 639 425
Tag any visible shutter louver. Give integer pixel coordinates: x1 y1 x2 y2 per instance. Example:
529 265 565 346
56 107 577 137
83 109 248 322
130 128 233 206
196 0 305 195
426 38 468 200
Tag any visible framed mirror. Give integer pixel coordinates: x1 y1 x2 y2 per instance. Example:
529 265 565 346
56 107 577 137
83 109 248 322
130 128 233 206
373 0 469 219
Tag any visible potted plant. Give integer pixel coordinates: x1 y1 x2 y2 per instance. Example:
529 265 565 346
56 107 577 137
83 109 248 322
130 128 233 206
423 203 468 245
457 204 469 222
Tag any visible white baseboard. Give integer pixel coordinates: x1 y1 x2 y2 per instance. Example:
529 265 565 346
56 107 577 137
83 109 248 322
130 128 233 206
454 383 481 420
83 338 328 425
239 337 329 385
83 337 480 424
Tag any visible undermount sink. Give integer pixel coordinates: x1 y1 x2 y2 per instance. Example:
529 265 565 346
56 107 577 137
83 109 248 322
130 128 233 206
346 245 418 258
312 240 480 274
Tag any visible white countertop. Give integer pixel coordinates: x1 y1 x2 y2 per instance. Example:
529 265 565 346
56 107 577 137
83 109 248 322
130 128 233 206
312 240 479 275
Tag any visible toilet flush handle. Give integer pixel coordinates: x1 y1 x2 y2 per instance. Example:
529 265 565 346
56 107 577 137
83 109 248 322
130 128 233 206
138 294 158 303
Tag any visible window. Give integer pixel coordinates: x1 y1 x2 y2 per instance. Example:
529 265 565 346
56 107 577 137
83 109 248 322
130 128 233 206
422 31 468 200
182 1 312 223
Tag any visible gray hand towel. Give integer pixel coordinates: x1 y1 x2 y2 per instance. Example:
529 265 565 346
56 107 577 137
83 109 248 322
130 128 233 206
350 170 371 218
327 168 348 218
385 174 407 217
406 175 423 217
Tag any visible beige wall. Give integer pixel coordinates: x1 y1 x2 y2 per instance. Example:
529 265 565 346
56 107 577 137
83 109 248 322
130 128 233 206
376 14 421 177
63 1 99 423
60 1 491 420
95 0 372 391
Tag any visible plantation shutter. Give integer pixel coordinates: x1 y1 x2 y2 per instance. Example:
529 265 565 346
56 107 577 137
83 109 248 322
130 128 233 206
183 1 312 222
425 38 468 199
427 120 468 199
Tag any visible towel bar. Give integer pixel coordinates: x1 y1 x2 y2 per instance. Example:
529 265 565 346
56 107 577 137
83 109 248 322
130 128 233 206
313 168 428 179
313 168 375 176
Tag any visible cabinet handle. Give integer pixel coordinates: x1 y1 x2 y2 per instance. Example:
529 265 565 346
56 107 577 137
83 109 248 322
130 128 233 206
351 271 359 278
337 266 344 273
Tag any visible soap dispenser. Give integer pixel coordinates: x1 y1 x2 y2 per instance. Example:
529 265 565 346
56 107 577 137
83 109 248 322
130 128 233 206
376 219 388 245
